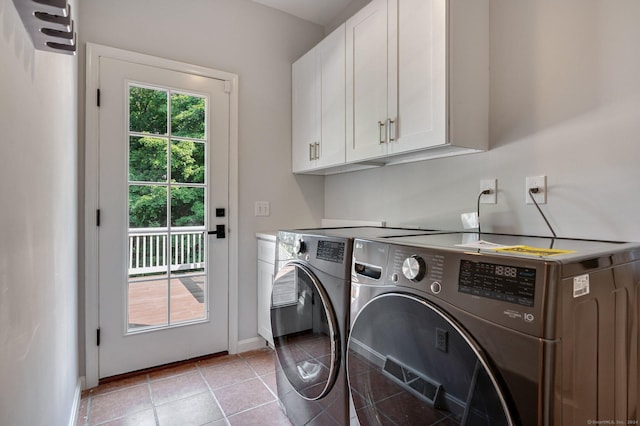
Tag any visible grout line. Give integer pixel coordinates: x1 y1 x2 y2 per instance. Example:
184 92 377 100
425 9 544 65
83 396 92 426
225 399 280 421
195 362 230 425
236 350 280 404
146 374 160 426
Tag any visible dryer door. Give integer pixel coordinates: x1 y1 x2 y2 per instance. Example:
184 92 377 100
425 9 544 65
348 293 514 426
270 261 339 400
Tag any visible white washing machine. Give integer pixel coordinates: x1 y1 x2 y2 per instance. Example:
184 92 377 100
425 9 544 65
348 232 640 425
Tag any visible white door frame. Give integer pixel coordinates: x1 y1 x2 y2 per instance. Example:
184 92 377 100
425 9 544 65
84 42 239 389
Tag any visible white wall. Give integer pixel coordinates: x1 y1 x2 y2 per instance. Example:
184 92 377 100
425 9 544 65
325 0 640 241
0 0 79 424
326 0 371 33
77 0 325 360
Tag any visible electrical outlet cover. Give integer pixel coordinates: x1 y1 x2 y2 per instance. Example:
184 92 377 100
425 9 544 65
480 179 497 204
526 176 547 204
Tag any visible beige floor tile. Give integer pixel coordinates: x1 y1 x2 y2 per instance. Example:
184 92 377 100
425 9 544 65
214 377 276 416
227 401 292 426
199 359 256 389
156 392 224 426
87 374 148 397
78 348 292 425
88 384 152 425
243 350 276 375
150 371 208 405
98 408 157 426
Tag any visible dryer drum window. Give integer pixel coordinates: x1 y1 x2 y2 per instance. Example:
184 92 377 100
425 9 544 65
270 262 339 400
347 294 513 426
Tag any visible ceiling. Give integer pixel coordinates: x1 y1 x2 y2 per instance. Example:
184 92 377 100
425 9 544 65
252 0 355 27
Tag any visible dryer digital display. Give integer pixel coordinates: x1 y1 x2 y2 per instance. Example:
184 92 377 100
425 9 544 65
458 259 536 307
316 240 345 263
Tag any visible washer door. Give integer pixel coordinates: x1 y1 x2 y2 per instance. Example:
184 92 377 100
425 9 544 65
270 261 339 400
348 293 514 426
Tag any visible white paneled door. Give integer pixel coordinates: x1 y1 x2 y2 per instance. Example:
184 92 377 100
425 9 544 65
97 57 230 378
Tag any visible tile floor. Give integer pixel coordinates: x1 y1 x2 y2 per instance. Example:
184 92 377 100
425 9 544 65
78 348 293 426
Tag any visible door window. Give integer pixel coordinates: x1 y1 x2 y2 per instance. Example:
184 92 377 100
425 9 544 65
127 85 208 332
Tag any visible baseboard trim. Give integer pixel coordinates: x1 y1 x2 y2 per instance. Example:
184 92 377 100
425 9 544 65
69 378 82 426
236 336 267 354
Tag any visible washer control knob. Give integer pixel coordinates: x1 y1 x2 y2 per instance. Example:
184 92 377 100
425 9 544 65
294 239 306 254
430 282 442 294
402 256 426 282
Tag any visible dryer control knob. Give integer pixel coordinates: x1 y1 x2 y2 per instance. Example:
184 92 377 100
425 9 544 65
294 239 306 254
402 256 426 282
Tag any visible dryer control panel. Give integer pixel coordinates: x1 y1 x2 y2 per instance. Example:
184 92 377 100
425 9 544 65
458 259 536 307
352 238 549 337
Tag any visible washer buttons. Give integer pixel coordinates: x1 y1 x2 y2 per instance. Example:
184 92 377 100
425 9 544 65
430 282 442 294
402 256 426 282
391 273 399 283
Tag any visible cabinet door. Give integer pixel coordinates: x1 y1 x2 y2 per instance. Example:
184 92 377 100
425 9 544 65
346 0 390 162
316 24 346 168
257 259 274 346
389 0 447 155
292 48 319 173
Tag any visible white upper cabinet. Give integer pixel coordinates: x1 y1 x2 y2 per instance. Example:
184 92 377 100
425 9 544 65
346 0 489 165
292 24 346 173
293 0 488 174
292 47 318 173
345 0 390 162
389 0 447 155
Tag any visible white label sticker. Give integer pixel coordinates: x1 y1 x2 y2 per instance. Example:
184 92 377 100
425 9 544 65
573 274 590 298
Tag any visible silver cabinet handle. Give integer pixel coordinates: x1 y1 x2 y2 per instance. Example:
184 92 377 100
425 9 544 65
387 118 396 142
309 143 314 161
314 142 320 160
378 121 386 144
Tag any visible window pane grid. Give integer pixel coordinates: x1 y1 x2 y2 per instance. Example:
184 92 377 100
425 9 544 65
126 83 208 333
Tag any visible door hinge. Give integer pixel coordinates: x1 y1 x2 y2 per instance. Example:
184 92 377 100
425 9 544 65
97 88 101 107
96 209 101 226
96 328 101 346
224 81 232 94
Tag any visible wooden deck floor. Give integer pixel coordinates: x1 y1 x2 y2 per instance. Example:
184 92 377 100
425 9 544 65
128 275 206 328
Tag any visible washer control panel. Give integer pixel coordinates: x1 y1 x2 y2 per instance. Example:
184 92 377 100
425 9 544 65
402 256 426 282
458 259 536 307
352 238 545 337
294 238 306 254
392 246 445 292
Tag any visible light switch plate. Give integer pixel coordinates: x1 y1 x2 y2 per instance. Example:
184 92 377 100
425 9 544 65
255 201 270 217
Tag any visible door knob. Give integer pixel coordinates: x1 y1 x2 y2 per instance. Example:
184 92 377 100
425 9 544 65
208 224 226 239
